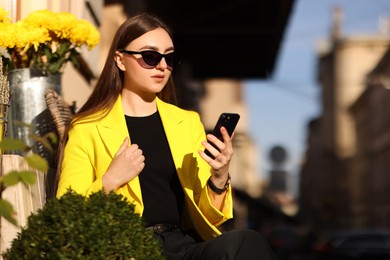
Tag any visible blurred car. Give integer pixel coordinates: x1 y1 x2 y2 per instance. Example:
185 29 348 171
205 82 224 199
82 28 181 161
316 229 390 260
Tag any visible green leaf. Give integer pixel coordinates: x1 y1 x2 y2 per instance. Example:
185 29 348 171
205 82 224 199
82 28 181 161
2 56 14 70
13 120 32 128
2 171 21 187
25 154 49 172
47 54 66 74
69 50 80 68
43 46 52 57
0 138 28 152
1 170 37 187
47 132 58 144
29 133 55 153
0 199 17 226
57 41 71 56
18 170 37 185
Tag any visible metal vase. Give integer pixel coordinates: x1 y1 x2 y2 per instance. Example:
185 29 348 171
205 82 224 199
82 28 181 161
7 68 61 148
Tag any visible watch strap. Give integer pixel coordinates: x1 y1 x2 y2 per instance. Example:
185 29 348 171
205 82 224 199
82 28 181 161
207 174 231 195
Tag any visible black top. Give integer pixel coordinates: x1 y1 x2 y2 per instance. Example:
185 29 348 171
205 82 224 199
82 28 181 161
125 111 184 227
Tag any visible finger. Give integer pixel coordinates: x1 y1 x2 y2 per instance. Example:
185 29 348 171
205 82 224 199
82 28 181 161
208 134 227 154
125 145 142 159
220 127 232 143
198 149 214 163
138 162 145 172
203 140 221 158
132 148 143 158
134 156 145 173
115 137 129 157
128 143 139 152
219 127 234 155
199 149 225 171
137 155 145 164
206 133 224 148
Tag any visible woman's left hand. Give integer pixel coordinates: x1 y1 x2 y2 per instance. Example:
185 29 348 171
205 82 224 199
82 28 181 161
199 126 233 188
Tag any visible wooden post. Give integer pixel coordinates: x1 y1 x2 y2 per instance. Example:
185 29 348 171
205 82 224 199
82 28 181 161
0 155 45 253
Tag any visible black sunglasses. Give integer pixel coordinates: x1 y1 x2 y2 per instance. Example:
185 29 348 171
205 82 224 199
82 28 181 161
119 50 174 67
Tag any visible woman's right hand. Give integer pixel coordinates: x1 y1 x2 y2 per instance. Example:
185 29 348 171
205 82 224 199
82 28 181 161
102 137 145 192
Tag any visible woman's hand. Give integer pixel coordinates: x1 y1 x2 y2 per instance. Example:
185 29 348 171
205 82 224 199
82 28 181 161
199 127 233 189
103 137 145 192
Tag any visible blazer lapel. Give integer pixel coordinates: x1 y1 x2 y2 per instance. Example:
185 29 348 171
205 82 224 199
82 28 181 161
96 95 142 206
156 98 187 180
97 96 128 158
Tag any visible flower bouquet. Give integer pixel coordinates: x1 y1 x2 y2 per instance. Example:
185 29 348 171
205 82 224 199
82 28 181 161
0 8 100 75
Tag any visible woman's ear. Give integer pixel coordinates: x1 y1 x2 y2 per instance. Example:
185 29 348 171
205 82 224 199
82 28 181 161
114 51 126 71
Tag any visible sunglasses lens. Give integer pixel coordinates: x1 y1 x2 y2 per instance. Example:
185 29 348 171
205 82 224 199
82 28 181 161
141 51 160 66
165 53 174 67
142 51 174 67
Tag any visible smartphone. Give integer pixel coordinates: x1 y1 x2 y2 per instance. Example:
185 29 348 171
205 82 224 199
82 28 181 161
204 113 240 158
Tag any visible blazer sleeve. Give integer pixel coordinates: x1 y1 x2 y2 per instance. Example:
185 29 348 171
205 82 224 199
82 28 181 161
56 124 103 197
191 113 234 226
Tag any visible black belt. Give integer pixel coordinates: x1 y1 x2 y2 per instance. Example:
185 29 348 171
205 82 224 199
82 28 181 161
147 223 181 235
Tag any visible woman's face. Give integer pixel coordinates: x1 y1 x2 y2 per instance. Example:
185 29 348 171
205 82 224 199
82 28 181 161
115 28 174 97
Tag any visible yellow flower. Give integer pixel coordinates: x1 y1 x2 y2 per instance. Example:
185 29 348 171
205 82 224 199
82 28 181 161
70 19 100 48
15 23 51 52
86 25 101 49
0 7 10 23
0 23 16 48
54 12 78 39
23 9 57 29
0 8 100 74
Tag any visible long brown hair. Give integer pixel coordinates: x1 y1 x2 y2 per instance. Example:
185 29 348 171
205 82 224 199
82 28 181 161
52 13 176 197
76 13 176 121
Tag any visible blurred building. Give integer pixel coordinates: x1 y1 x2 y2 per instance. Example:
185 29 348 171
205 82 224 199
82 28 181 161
300 7 390 230
351 48 390 228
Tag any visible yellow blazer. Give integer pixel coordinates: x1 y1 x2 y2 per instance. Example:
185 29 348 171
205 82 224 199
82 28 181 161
57 96 233 240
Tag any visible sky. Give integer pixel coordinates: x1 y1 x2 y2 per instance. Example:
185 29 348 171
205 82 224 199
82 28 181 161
243 0 390 194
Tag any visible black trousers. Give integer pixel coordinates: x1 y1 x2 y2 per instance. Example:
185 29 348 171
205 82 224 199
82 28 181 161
153 228 278 260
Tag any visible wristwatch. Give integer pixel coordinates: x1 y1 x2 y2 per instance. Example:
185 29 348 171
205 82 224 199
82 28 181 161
207 174 231 195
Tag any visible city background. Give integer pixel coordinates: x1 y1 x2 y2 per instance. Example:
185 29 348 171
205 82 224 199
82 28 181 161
246 0 390 195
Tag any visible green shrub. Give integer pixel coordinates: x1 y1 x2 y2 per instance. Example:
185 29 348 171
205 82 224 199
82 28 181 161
2 190 165 259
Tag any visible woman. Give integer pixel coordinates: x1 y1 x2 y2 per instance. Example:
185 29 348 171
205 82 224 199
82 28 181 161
56 13 276 259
